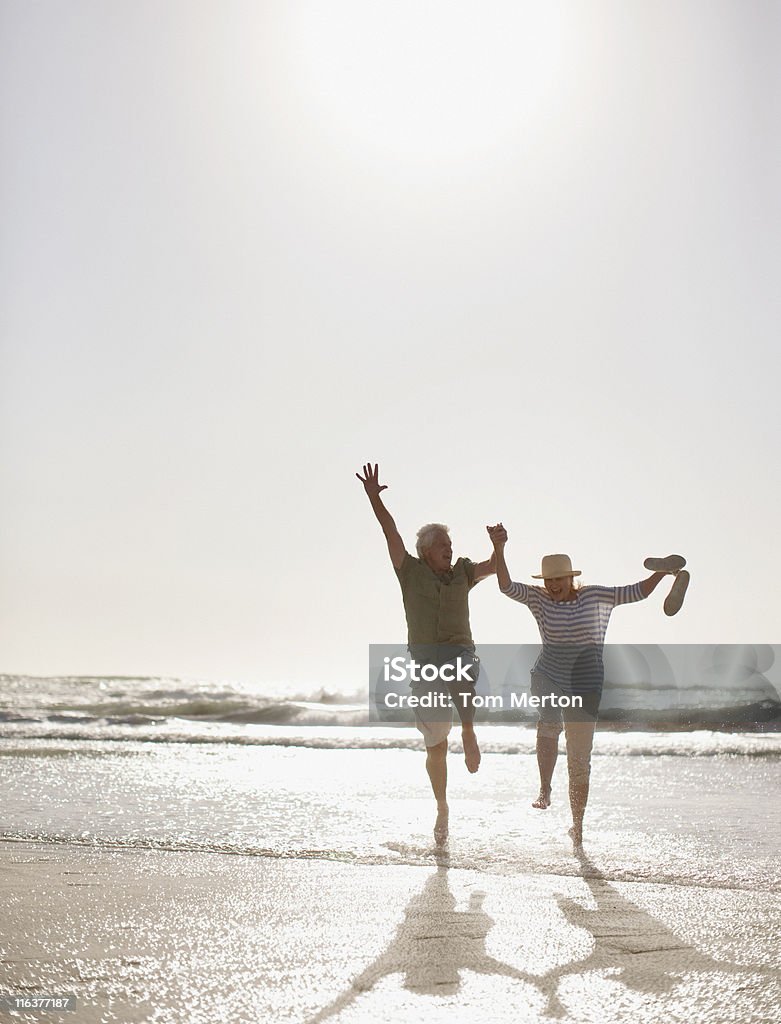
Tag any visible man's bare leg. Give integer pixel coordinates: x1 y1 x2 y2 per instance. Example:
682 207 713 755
447 676 481 774
461 722 481 774
533 727 560 808
426 740 449 844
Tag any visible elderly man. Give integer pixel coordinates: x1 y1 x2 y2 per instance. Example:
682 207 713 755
357 462 495 845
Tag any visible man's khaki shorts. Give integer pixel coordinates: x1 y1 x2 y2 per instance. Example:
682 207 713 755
409 647 480 748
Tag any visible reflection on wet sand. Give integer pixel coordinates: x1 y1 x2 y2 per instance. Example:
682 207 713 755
308 851 778 1023
308 860 532 1022
538 849 777 1017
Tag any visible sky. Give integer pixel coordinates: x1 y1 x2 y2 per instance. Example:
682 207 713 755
2 1 779 689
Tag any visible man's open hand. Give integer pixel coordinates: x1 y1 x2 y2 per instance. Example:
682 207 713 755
356 463 387 500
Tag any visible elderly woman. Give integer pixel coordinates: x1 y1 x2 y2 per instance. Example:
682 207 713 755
486 523 688 847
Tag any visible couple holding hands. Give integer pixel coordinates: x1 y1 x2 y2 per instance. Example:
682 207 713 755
357 463 689 848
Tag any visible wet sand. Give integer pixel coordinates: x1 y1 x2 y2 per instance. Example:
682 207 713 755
1 841 779 1024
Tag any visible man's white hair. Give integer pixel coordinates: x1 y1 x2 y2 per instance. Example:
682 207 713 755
416 523 450 558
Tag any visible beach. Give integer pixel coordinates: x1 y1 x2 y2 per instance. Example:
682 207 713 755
2 728 780 1023
5 0 780 1017
2 837 779 1024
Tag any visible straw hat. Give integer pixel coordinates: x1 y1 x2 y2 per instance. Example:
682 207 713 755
532 554 581 579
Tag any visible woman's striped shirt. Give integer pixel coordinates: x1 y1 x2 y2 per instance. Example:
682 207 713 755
500 580 646 692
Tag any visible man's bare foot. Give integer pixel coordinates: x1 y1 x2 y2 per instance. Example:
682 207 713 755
532 786 551 809
568 825 583 849
462 730 481 774
434 805 449 846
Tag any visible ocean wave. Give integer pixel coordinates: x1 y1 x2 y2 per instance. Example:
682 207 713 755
2 673 780 757
1 724 780 758
3 698 779 731
0 676 368 725
0 703 370 729
3 672 780 728
1 834 775 892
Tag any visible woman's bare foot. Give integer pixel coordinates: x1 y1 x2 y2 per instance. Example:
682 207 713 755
434 804 449 846
568 825 583 849
532 786 551 809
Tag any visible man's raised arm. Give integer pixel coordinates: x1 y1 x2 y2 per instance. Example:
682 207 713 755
356 462 407 570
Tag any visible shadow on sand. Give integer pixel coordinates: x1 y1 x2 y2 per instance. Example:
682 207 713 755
307 852 532 1023
308 847 776 1022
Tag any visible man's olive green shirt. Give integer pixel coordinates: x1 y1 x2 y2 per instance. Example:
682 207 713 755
395 552 477 648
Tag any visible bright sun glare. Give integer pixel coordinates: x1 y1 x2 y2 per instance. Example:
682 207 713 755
282 1 572 171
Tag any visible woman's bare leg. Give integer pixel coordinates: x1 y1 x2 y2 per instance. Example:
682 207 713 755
564 720 596 846
533 723 561 808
